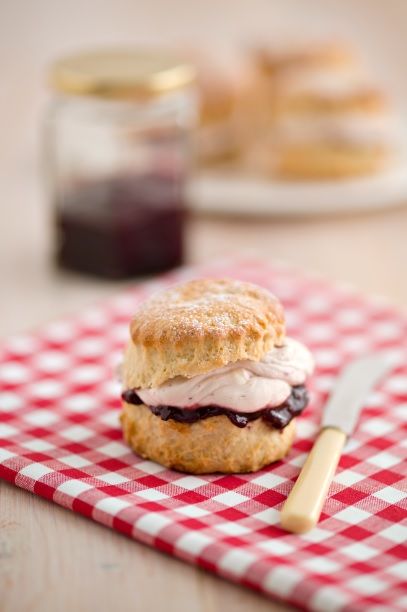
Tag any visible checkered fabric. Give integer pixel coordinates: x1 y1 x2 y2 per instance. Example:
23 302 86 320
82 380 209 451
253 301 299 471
0 259 406 612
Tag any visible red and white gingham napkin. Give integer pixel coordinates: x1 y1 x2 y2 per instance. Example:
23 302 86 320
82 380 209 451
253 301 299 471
0 259 406 612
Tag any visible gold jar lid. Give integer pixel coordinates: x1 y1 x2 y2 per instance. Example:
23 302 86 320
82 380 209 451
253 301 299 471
50 48 196 99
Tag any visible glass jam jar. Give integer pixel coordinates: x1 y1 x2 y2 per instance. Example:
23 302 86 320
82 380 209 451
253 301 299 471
45 49 196 278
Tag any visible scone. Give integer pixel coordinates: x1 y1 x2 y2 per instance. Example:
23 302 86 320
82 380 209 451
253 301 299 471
237 41 361 154
241 41 397 179
271 87 395 179
254 41 358 79
120 279 314 473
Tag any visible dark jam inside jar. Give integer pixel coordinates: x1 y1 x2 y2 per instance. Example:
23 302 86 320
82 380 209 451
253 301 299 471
55 173 185 279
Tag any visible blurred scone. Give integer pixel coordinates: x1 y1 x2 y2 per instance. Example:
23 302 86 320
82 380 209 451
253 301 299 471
238 41 360 149
242 41 397 179
272 87 395 179
120 278 314 473
255 41 358 79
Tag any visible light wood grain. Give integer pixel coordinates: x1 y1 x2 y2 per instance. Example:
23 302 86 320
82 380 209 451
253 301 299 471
1 482 291 612
1 1 407 610
2 188 406 612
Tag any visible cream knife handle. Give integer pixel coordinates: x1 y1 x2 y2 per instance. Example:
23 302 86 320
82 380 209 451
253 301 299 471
280 427 347 534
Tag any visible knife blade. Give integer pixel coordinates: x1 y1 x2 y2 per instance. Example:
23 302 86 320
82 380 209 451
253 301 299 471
322 353 394 436
280 353 394 534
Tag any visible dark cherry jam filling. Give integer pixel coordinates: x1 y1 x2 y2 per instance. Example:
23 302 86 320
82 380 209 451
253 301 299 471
121 385 309 429
55 173 185 279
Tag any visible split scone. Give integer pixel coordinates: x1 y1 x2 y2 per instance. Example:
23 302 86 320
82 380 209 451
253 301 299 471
120 279 314 473
237 41 361 161
271 85 396 179
241 41 397 179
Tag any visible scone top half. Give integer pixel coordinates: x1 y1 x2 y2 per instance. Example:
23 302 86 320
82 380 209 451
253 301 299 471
123 278 286 390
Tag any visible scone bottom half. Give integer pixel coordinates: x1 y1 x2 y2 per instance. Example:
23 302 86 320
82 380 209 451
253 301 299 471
120 278 314 474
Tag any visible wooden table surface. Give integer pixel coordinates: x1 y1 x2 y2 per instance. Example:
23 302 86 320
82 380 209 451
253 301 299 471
1 3 407 608
1 159 407 612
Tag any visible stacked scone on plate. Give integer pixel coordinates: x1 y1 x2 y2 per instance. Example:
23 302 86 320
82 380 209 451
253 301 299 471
121 279 314 473
244 41 398 179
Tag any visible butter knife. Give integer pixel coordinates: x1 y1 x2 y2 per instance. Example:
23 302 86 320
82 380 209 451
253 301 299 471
280 353 393 534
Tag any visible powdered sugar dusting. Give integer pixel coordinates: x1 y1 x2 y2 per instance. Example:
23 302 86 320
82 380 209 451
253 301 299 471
130 278 285 343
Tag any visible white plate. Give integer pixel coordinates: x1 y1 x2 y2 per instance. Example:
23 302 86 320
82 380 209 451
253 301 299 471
188 161 407 217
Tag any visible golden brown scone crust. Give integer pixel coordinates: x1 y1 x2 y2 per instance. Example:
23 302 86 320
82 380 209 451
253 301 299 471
123 279 285 389
256 42 358 75
121 402 296 474
273 88 390 116
274 142 390 179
